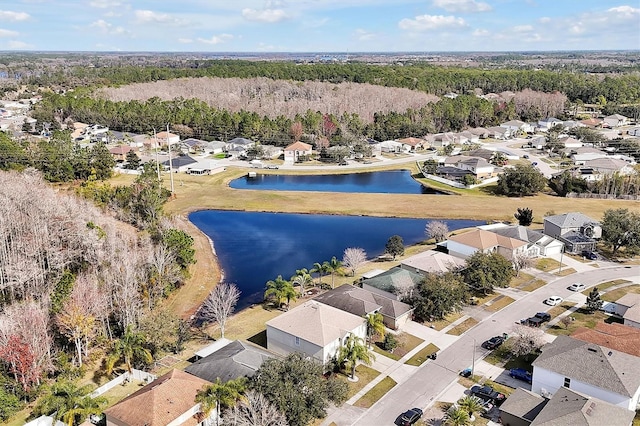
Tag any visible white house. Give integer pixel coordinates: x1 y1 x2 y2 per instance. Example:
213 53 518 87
532 335 640 411
628 127 640 137
500 120 534 134
377 140 404 153
604 114 629 128
444 228 528 260
538 117 563 130
155 130 180 147
283 141 313 163
266 301 366 365
479 223 564 256
613 294 640 329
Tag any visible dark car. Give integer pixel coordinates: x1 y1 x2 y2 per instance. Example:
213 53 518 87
582 251 598 260
399 408 423 426
481 336 505 350
509 368 533 384
471 385 506 405
521 316 544 327
534 312 551 322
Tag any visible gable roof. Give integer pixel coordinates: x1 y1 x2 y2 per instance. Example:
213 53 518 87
500 388 548 423
533 335 640 397
104 369 210 426
109 145 133 155
313 284 413 320
185 340 274 383
572 323 640 358
162 155 198 168
448 228 527 251
544 212 599 229
616 294 640 323
266 301 363 347
489 224 545 244
397 137 425 146
530 387 635 426
361 267 423 294
584 158 631 173
227 137 254 145
284 141 312 151
182 138 209 147
400 249 466 274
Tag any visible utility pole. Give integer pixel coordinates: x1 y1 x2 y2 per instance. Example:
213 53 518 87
167 124 175 196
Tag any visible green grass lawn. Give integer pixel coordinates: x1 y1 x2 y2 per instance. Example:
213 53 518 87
485 296 515 312
372 333 424 361
405 343 440 366
429 312 464 331
583 279 632 295
337 364 381 399
601 285 640 302
547 308 621 336
353 376 397 408
535 258 564 272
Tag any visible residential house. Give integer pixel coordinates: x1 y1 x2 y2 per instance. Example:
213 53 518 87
399 249 466 275
627 127 640 137
501 120 534 134
361 267 423 300
443 228 527 260
599 129 622 140
538 117 563 131
456 157 499 180
543 212 601 254
261 144 284 160
265 301 366 364
572 323 640 358
468 127 490 139
580 118 604 128
181 138 209 154
70 122 89 140
378 140 404 153
109 145 134 162
464 148 495 161
499 387 634 426
612 294 640 329
397 137 427 152
155 131 180 147
571 147 610 164
581 158 636 180
104 369 212 426
562 120 585 130
313 284 414 330
284 141 313 163
185 340 274 383
459 130 480 144
204 140 226 155
162 155 198 173
427 132 455 148
531 335 640 411
559 136 583 149
480 223 564 256
486 126 511 139
604 114 629 128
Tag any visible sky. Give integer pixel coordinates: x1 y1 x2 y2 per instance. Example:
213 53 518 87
1 0 639 52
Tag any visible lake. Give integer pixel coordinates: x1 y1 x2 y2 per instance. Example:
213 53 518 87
230 170 445 194
189 210 483 309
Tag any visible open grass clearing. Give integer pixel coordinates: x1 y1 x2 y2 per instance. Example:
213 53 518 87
372 332 424 361
485 296 515 312
446 317 479 336
554 267 576 277
336 364 381 400
601 284 640 303
547 308 621 336
429 311 464 331
405 343 440 366
353 376 397 408
510 272 534 288
535 258 564 272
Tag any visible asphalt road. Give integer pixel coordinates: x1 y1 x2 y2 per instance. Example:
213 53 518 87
353 265 640 426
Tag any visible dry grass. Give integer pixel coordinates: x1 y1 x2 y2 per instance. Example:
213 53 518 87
519 279 548 292
446 317 479 336
535 258 563 272
405 343 440 366
554 267 577 277
429 312 464 331
372 333 424 361
547 308 614 336
336 365 381 399
601 285 640 303
485 296 515 312
510 272 535 288
353 376 397 408
582 279 632 295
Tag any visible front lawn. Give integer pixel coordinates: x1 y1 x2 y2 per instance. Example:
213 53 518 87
582 279 631 295
485 296 515 312
405 343 440 366
554 267 576 276
547 308 621 336
336 364 381 399
519 279 547 292
535 258 564 272
429 311 464 331
446 317 479 336
353 376 397 408
601 285 640 303
372 333 424 361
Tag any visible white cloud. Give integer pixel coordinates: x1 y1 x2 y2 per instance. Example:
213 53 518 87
90 19 129 35
242 8 289 23
472 28 489 37
0 10 30 21
399 14 466 31
134 10 186 25
354 29 375 41
0 29 19 37
89 0 122 8
302 17 329 29
8 40 33 49
197 33 234 44
432 0 492 13
513 25 533 32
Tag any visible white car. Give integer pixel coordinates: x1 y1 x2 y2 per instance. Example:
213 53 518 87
545 296 563 306
568 283 585 292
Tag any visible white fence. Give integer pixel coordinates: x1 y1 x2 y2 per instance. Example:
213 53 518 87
90 369 156 398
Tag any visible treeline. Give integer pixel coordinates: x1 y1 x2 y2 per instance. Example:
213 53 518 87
26 61 640 104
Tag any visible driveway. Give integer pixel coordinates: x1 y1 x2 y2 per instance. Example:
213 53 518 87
349 265 640 426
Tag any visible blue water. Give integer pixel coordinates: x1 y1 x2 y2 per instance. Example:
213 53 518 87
189 210 483 309
230 170 444 194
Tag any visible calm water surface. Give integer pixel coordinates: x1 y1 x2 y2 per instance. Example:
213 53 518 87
230 170 444 194
189 210 482 309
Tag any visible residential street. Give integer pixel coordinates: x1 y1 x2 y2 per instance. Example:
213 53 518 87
324 264 640 426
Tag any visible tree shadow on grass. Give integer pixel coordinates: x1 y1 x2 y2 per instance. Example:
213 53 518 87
247 330 267 348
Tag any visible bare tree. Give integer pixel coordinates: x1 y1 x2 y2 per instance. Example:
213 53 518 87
425 220 449 243
343 247 367 277
199 283 241 339
147 243 181 309
509 324 546 358
513 252 534 277
223 390 288 426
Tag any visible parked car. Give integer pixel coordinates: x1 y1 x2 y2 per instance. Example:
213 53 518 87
509 368 533 384
482 336 505 350
523 154 529 159
521 316 544 327
470 385 506 405
568 283 585 292
399 408 423 426
265 164 279 169
582 251 598 260
545 296 563 306
534 312 551 322
532 162 538 166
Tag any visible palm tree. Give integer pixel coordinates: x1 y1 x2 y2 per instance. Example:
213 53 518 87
106 325 153 375
291 268 313 296
264 275 297 309
365 312 386 348
338 333 375 380
457 395 484 421
325 256 343 289
311 262 324 286
33 381 107 426
196 377 247 426
443 406 471 426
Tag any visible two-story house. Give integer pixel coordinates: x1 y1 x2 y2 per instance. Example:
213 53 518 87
543 212 601 254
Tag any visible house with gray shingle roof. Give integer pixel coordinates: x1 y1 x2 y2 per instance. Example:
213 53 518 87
480 223 564 256
313 284 413 330
532 335 640 411
360 267 423 300
500 387 635 426
543 212 601 254
266 301 366 364
613 294 640 330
